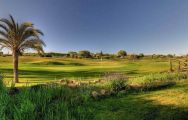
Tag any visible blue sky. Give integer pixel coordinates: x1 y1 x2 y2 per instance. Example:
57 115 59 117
1 0 188 54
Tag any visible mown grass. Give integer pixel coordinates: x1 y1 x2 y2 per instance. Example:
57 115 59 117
0 56 169 86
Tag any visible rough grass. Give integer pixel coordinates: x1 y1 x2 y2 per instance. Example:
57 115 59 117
129 72 188 91
0 74 188 120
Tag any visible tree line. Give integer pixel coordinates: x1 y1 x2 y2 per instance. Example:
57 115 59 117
19 50 146 59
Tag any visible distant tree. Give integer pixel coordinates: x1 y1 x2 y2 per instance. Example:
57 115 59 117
99 50 103 61
139 53 144 58
129 54 139 61
169 59 173 72
167 54 173 58
117 50 127 58
68 51 77 58
94 51 103 59
102 53 111 59
151 54 155 59
99 51 103 57
0 15 45 83
78 50 91 58
44 53 52 57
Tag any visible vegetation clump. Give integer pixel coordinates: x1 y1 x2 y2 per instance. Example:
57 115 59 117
0 80 94 120
111 79 127 93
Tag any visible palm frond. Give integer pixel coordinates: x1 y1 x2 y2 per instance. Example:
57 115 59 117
35 29 44 36
19 38 45 49
19 22 33 35
0 23 9 32
0 30 8 39
9 15 17 32
19 41 45 54
0 38 12 49
21 28 43 41
0 18 13 30
0 15 45 55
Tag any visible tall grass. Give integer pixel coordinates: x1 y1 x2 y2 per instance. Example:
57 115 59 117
129 72 188 91
0 80 94 120
130 72 188 85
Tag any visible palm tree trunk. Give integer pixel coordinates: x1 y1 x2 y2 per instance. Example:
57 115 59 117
170 59 173 72
13 50 19 83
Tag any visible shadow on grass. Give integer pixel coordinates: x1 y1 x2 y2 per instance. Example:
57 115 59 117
92 92 188 120
0 68 140 82
31 61 85 66
0 68 104 81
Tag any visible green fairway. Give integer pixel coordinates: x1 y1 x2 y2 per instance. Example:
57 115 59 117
0 56 169 85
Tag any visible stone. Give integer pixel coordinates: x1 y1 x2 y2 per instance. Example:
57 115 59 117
60 80 66 85
91 91 99 99
100 89 106 96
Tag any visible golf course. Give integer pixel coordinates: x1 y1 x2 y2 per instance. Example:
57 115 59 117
0 56 169 85
1 0 188 119
1 55 188 119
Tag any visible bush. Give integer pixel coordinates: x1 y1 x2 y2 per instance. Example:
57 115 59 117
111 80 127 93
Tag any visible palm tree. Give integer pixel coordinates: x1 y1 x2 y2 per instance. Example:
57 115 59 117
0 15 45 83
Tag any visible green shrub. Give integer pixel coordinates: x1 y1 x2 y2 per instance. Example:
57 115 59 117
111 80 127 93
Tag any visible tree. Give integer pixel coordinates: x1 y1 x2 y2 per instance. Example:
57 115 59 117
99 50 103 61
78 50 91 58
139 53 144 58
129 54 139 61
0 15 45 83
99 51 103 57
68 51 77 58
167 54 173 58
117 50 127 58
